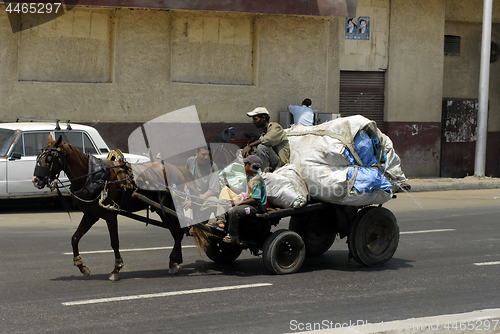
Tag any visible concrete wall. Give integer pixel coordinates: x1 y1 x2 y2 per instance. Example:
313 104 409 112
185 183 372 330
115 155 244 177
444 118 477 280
0 7 339 125
445 0 500 23
386 0 445 123
2 1 500 177
443 21 500 132
442 1 500 176
339 0 389 71
385 0 445 177
18 9 113 83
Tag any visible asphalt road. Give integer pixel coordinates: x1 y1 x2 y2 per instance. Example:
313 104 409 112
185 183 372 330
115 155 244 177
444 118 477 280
0 189 499 334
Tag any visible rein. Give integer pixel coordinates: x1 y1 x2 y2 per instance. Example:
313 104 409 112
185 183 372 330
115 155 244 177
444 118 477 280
35 144 130 193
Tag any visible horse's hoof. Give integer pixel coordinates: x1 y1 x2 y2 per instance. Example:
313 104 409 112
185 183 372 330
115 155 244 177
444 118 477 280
109 273 120 281
82 266 91 277
168 265 180 275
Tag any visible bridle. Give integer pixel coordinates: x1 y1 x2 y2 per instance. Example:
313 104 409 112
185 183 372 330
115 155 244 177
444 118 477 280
33 146 66 184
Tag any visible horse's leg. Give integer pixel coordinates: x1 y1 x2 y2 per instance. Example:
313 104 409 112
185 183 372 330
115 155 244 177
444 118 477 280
164 218 185 275
72 213 99 277
105 214 124 281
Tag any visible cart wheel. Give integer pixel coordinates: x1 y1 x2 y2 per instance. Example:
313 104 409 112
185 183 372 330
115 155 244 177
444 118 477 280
205 239 243 264
348 206 375 265
262 229 305 275
289 217 335 257
349 207 399 266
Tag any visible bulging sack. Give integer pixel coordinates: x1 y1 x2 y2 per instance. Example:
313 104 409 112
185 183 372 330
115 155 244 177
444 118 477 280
285 115 406 206
262 164 308 209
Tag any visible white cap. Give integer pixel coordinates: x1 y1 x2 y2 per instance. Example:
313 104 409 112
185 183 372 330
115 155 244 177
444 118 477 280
246 107 269 117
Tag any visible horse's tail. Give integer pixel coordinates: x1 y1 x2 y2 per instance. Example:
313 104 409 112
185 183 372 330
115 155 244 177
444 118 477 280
190 226 212 255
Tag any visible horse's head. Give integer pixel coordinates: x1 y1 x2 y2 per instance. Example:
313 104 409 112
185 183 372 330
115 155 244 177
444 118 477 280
32 134 66 189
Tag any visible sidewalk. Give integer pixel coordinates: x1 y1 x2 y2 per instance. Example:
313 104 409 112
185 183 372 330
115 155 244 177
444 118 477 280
407 176 500 192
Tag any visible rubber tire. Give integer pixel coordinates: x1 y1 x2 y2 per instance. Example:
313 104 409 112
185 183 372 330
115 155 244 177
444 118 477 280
348 206 375 265
289 217 335 257
350 206 399 266
262 229 305 275
205 239 243 264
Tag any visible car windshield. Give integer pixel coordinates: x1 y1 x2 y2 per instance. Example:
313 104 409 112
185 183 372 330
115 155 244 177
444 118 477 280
0 129 17 156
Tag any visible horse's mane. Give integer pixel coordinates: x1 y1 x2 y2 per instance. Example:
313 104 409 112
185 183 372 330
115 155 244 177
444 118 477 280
63 142 89 166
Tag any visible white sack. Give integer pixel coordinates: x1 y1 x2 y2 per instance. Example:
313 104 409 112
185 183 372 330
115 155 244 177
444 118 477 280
262 164 308 208
285 115 406 206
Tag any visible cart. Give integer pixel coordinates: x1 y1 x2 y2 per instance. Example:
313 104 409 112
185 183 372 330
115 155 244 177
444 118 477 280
190 200 400 275
116 190 399 275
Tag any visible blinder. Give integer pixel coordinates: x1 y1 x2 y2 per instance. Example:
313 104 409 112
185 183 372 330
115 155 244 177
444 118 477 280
33 147 64 182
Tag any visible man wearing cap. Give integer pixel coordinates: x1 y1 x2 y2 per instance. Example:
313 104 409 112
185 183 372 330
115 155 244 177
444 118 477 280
242 107 290 172
288 98 314 126
212 155 267 243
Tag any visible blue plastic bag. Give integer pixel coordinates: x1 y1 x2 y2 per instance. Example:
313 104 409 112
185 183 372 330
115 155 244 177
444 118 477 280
344 130 378 166
347 166 392 193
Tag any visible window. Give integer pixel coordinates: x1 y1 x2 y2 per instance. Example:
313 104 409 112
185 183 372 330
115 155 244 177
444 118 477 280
444 35 460 56
83 133 98 154
55 131 98 154
0 129 17 156
23 132 51 156
11 137 24 156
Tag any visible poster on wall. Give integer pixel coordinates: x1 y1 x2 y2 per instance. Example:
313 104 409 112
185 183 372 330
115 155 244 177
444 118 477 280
345 17 370 40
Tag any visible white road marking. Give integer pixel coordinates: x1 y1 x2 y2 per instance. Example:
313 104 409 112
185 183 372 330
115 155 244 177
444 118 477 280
67 229 456 255
63 245 196 255
400 228 456 235
62 283 273 306
474 261 500 266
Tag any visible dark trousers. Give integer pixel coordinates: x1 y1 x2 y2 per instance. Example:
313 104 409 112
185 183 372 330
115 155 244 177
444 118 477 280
218 204 259 238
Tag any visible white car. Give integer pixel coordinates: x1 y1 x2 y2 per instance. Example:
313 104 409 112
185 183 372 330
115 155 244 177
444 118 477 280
0 119 150 199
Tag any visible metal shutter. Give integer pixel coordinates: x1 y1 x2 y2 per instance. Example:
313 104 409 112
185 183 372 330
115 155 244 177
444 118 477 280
340 71 385 132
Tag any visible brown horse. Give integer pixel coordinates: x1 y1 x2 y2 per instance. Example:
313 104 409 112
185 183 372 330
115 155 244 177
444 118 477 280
32 134 202 280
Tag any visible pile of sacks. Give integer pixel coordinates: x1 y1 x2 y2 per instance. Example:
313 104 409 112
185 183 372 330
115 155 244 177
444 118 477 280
284 114 406 206
218 115 406 209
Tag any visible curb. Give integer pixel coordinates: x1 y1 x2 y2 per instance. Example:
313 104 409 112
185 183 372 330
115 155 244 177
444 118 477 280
407 178 500 192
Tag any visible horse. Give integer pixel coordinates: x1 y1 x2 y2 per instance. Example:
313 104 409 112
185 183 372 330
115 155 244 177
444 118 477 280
32 134 204 280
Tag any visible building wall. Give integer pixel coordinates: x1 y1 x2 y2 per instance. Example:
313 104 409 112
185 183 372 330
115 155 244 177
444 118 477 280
385 0 446 177
339 0 390 71
0 7 339 121
0 7 342 147
1 1 500 177
442 0 500 176
443 22 500 132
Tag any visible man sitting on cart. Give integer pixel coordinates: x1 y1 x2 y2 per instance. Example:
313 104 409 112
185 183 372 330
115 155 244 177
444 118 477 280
242 107 290 172
211 155 267 244
182 145 220 219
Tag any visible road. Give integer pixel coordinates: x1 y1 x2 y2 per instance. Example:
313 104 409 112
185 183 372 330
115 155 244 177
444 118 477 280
0 189 499 334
